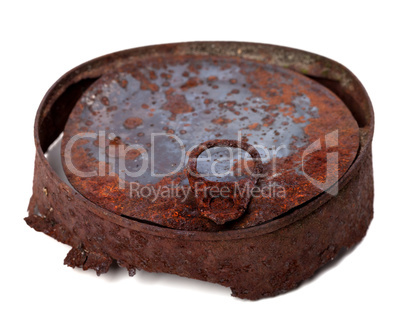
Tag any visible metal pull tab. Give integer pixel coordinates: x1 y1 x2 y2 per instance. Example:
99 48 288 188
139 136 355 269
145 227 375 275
186 139 263 225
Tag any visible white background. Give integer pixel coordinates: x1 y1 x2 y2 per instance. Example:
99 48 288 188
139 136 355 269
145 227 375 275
1 1 401 325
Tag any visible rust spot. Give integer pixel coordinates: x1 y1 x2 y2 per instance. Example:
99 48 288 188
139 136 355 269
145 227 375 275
123 117 143 129
101 97 109 106
107 106 118 112
132 69 159 92
161 72 172 79
180 77 201 90
119 79 128 88
248 122 261 130
149 70 157 80
161 93 194 120
109 136 122 146
212 117 232 125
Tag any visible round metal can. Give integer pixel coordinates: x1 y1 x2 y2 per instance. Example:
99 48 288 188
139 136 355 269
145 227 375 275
25 42 374 300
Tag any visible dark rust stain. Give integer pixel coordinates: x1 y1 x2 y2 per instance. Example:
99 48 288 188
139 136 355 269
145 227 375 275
123 117 143 129
211 117 233 125
161 93 194 121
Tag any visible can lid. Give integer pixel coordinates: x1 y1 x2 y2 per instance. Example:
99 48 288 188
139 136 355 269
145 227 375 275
61 54 359 231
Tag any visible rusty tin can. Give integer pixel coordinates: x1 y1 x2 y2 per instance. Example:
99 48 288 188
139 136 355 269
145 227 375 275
25 42 374 300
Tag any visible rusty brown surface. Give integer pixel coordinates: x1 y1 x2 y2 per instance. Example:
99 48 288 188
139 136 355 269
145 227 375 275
186 139 263 224
60 53 359 231
25 42 374 300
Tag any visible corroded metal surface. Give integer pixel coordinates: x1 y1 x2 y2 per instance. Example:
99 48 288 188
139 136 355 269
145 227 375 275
25 42 374 300
186 139 263 224
61 54 359 231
